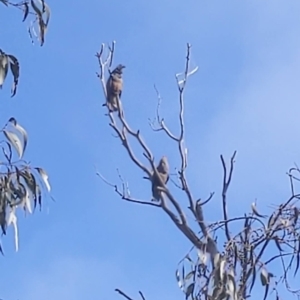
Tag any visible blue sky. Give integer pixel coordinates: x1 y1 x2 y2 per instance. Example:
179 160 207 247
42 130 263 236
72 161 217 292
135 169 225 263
1 0 300 299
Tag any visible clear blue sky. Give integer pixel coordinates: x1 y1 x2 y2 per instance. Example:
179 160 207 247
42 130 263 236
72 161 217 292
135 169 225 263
1 0 300 299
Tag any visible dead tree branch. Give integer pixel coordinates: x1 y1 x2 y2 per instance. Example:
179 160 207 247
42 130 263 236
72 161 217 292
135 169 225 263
96 41 300 300
115 289 146 300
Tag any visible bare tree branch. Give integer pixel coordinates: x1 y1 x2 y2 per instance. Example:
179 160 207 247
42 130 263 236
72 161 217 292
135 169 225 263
96 41 300 300
115 289 147 300
220 151 237 241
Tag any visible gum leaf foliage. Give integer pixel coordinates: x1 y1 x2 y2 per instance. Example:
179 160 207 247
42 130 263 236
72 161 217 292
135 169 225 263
0 117 51 253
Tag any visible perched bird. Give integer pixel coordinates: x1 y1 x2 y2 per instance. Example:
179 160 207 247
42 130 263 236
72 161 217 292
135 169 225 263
106 64 125 112
151 156 169 201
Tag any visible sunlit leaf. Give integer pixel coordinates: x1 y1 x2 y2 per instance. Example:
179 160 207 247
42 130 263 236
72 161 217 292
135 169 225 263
3 130 23 158
251 202 267 218
176 269 184 291
0 53 9 88
260 268 269 286
35 167 51 191
227 273 237 300
219 257 226 282
8 118 27 154
24 189 32 214
197 248 208 265
6 207 18 252
279 218 290 228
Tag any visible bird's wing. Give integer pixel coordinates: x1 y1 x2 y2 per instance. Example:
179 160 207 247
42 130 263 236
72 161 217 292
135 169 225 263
110 75 123 96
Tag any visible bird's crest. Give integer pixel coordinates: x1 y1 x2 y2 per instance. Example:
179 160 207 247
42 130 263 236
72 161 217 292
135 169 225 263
111 64 126 75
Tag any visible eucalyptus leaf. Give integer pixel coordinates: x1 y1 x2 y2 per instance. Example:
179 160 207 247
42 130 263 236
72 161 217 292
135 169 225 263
184 270 195 281
260 267 270 286
8 55 20 97
185 283 194 299
3 130 24 158
294 237 300 277
251 202 267 218
42 0 50 26
36 184 42 210
30 0 42 16
22 2 29 22
24 189 32 214
20 170 37 199
175 269 184 291
35 167 51 191
38 17 46 46
6 207 18 252
0 200 6 235
0 0 8 6
0 53 9 88
227 273 237 300
8 118 27 154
